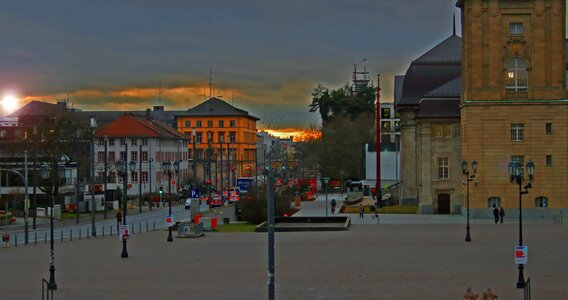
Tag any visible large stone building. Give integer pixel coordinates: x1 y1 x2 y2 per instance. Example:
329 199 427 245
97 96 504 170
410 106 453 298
397 0 568 216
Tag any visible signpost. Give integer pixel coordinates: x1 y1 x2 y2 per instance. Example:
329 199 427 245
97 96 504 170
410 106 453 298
171 180 176 186
166 215 173 227
119 225 130 240
515 245 528 264
190 189 199 199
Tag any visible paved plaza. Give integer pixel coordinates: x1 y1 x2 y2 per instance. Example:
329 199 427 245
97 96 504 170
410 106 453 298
1 212 567 299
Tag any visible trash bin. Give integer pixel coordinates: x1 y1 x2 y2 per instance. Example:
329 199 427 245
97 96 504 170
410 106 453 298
211 218 218 228
194 213 201 225
223 218 230 225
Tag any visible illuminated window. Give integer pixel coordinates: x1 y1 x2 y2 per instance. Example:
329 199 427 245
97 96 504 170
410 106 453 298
434 125 443 137
505 58 528 91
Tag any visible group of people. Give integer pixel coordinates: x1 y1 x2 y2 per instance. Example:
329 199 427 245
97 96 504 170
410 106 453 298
492 205 506 223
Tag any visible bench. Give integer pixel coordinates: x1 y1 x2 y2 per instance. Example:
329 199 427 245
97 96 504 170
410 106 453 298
177 222 205 238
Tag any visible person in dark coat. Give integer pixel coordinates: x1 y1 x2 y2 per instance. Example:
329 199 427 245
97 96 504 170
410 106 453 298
499 207 506 223
492 205 499 224
359 204 365 219
330 199 337 214
115 211 122 230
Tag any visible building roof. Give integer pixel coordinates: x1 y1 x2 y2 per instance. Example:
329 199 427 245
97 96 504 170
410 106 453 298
95 114 187 140
423 77 462 98
394 75 405 102
397 34 462 107
9 101 66 117
178 97 260 120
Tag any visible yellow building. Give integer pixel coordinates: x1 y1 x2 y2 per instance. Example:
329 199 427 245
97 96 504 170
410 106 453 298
176 97 259 190
459 0 568 214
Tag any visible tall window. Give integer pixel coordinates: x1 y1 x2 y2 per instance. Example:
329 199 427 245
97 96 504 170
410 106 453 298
438 158 449 179
185 121 190 128
219 120 224 128
108 152 116 162
97 138 105 146
381 108 391 119
131 138 137 146
196 132 203 143
535 196 548 208
488 197 502 208
505 57 528 91
132 172 138 183
97 151 105 162
218 132 225 143
230 120 236 127
109 138 115 146
141 151 148 162
196 121 202 128
229 132 236 143
141 172 148 184
545 123 552 134
546 155 552 166
131 151 138 162
207 120 213 128
142 138 148 146
120 138 126 146
120 151 126 161
511 124 524 141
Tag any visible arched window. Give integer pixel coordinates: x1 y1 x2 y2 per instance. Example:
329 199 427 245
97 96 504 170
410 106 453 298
488 197 501 208
505 57 528 91
535 196 548 208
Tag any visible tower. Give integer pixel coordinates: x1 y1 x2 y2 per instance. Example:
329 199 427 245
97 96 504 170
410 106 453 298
458 0 568 211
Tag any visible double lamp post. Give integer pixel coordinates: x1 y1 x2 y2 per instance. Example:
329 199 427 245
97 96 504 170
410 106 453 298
161 160 179 242
115 156 136 258
461 160 477 242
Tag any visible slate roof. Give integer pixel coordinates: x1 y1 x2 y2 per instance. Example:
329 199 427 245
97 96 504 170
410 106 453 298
416 99 460 119
8 101 66 117
424 77 462 98
178 97 259 120
397 34 462 107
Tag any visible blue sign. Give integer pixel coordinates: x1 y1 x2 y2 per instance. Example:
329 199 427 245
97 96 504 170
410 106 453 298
190 189 200 199
237 177 253 193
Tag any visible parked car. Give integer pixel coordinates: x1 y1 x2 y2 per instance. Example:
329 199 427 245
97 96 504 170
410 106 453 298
229 194 240 203
185 199 191 210
209 197 223 208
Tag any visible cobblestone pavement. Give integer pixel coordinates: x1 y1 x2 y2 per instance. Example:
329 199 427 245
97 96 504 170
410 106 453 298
1 220 566 299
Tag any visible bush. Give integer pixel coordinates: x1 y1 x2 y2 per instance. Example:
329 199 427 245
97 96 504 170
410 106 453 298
239 186 293 224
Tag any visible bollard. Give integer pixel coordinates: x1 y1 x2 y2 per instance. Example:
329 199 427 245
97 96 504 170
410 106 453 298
131 224 134 235
102 226 105 237
70 229 73 241
44 232 47 244
87 228 90 239
110 225 113 236
153 221 156 231
35 232 37 245
61 230 63 242
146 222 149 232
139 222 141 233
79 228 82 240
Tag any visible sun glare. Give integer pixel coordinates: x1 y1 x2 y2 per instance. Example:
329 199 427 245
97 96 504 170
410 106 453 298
1 95 18 112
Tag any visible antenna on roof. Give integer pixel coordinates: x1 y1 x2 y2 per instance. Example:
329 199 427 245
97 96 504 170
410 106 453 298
453 13 456 36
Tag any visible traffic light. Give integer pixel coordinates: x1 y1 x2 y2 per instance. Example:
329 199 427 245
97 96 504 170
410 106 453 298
159 186 163 195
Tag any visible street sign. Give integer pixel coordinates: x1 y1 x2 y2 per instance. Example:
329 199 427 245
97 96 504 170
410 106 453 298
128 183 132 189
171 179 176 185
165 215 173 226
515 245 528 264
190 188 199 199
119 225 130 240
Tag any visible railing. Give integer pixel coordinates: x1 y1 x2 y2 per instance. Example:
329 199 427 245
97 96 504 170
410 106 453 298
524 277 531 300
42 279 53 300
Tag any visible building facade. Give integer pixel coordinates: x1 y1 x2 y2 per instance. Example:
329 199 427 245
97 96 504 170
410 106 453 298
458 0 568 216
176 97 259 190
95 114 189 203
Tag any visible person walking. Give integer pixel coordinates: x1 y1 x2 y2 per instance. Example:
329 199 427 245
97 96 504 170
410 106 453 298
499 207 506 223
492 205 499 224
330 199 337 214
115 211 122 230
370 205 377 219
359 204 365 219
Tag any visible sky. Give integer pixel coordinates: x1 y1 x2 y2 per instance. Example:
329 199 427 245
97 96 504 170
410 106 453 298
0 0 462 129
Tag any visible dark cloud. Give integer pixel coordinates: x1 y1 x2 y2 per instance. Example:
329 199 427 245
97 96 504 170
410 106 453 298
1 0 466 127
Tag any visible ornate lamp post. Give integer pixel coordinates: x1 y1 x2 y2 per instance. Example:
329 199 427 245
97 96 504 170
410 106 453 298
323 177 330 217
116 159 129 258
461 160 477 242
40 155 68 291
509 160 535 289
161 161 174 242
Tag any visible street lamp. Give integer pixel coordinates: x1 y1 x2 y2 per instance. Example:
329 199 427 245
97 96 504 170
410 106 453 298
508 159 535 289
90 116 97 237
323 177 330 217
461 160 477 242
116 159 129 258
40 156 68 291
161 161 174 242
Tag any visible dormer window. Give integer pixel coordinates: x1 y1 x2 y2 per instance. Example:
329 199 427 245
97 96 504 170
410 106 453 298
509 22 523 35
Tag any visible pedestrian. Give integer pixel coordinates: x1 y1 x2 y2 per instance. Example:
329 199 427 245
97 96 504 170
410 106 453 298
331 199 337 214
2 232 9 248
370 205 377 219
359 204 364 219
499 206 506 223
492 205 499 224
115 211 122 230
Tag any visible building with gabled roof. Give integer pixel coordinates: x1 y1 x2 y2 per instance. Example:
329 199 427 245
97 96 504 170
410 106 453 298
176 97 259 191
94 114 189 207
